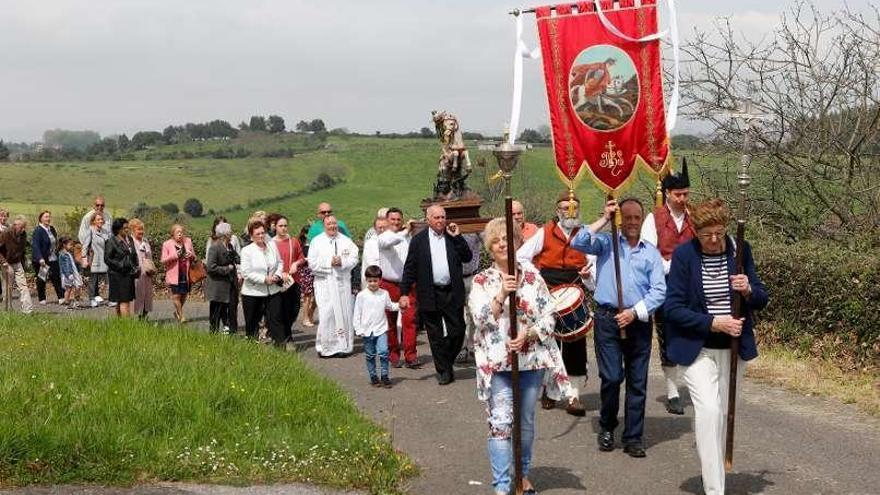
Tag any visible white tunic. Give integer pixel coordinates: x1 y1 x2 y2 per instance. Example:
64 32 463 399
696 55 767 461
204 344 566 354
308 232 359 356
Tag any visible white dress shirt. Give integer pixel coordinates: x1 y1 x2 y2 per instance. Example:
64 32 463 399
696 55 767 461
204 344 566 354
361 236 382 284
376 230 410 282
428 229 451 285
353 288 399 337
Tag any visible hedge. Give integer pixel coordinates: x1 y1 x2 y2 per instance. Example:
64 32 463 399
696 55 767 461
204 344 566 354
752 239 880 371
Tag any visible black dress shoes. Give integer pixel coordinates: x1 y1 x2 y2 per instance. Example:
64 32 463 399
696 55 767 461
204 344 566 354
437 373 453 385
623 443 646 458
665 396 685 415
597 430 614 451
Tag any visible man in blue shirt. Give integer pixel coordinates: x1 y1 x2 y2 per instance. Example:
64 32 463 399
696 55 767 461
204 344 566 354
572 198 666 458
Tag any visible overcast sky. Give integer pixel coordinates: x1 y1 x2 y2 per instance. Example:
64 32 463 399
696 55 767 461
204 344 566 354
0 0 864 141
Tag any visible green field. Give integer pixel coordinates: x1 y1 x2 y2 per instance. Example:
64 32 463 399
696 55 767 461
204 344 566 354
1 133 732 238
0 314 416 493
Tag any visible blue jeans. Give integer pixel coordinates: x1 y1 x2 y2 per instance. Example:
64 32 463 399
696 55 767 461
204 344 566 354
593 307 652 445
487 369 544 494
363 333 389 380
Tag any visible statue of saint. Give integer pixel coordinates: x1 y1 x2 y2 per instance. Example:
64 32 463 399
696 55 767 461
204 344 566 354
431 110 472 200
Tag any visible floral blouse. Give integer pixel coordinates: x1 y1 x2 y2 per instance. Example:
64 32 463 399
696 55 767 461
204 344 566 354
468 263 573 402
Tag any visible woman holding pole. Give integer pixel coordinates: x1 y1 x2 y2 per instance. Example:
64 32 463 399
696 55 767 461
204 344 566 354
664 198 768 495
469 217 571 495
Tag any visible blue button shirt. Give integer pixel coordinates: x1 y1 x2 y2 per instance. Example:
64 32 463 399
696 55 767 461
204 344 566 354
571 229 666 321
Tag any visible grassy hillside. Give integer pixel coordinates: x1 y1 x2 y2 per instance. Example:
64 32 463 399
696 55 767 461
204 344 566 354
0 314 415 493
2 132 730 238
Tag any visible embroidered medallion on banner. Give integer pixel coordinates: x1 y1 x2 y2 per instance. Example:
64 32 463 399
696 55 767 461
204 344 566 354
537 0 670 194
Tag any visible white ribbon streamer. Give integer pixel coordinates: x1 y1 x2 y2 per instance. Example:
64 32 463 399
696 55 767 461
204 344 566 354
508 13 542 145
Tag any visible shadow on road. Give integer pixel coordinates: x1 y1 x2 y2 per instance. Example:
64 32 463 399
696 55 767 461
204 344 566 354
530 465 587 492
585 413 690 448
680 470 777 494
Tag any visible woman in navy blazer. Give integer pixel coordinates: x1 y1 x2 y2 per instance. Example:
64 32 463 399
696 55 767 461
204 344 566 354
31 210 64 304
664 198 768 495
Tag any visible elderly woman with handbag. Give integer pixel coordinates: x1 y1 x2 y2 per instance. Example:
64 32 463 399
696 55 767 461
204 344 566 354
104 218 140 317
240 218 287 345
129 218 155 320
206 222 240 333
161 224 196 323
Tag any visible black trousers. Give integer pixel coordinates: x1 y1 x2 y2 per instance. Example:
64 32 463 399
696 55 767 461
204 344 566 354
279 284 301 341
593 306 652 445
225 282 239 331
419 287 466 380
209 301 229 332
242 293 284 344
36 260 62 302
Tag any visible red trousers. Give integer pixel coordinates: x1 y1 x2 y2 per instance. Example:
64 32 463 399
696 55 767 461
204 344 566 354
381 279 418 365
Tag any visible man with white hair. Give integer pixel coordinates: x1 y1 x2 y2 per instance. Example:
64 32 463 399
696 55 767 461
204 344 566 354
517 191 595 416
399 205 472 384
0 215 33 314
309 215 359 357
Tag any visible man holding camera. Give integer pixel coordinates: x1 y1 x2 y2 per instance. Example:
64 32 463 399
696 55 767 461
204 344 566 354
399 205 473 385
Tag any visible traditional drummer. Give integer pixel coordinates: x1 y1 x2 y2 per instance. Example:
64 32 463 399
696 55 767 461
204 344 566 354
517 191 595 416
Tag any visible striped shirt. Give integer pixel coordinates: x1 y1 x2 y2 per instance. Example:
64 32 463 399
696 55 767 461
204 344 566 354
701 253 732 349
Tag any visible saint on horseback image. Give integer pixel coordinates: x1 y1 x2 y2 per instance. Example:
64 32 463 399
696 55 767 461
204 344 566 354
568 45 639 131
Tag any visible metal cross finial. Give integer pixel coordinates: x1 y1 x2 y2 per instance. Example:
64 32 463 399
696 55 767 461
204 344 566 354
719 90 771 223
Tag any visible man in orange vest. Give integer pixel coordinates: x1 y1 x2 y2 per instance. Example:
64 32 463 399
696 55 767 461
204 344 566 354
517 191 594 416
640 159 694 415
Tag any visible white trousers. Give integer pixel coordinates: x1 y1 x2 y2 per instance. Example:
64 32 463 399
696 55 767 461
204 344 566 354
3 263 33 314
682 348 745 495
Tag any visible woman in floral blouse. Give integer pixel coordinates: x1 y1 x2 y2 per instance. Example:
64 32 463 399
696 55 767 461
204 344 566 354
469 218 572 495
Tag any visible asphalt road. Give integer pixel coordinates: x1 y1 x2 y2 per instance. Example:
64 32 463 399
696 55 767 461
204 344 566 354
13 300 880 494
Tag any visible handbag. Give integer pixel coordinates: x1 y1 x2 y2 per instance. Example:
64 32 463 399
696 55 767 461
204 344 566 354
281 239 296 292
141 255 157 276
188 258 207 285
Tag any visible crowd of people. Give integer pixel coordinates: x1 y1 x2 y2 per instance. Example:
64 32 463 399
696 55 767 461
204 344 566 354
0 166 768 495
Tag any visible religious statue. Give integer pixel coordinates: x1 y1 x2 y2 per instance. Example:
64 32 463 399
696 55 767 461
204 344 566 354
431 110 472 200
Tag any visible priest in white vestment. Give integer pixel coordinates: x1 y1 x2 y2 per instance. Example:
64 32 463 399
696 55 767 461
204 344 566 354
308 215 359 357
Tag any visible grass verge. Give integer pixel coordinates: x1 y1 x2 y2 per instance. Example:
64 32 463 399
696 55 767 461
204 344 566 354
0 314 416 493
747 345 880 417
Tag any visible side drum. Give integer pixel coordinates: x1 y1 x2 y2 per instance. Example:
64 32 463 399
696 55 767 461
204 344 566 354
549 284 593 342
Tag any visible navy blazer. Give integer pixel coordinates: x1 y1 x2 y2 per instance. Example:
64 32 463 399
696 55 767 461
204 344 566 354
664 238 769 366
400 228 473 312
31 225 58 270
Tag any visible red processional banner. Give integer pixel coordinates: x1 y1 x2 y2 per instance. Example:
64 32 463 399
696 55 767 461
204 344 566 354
536 0 670 194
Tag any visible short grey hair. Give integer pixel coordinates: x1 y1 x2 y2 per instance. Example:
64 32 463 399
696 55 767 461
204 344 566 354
214 222 232 237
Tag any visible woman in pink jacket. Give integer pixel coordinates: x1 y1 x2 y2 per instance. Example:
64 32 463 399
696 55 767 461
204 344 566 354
161 224 195 323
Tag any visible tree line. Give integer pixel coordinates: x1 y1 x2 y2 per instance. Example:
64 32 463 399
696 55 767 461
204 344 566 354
1 114 332 162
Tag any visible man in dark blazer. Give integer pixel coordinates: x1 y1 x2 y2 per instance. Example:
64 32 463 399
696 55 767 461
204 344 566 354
399 205 473 385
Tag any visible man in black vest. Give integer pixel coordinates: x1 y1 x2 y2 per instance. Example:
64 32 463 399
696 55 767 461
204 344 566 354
399 205 473 385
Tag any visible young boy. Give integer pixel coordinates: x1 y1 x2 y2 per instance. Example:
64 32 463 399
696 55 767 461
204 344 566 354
353 265 399 388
